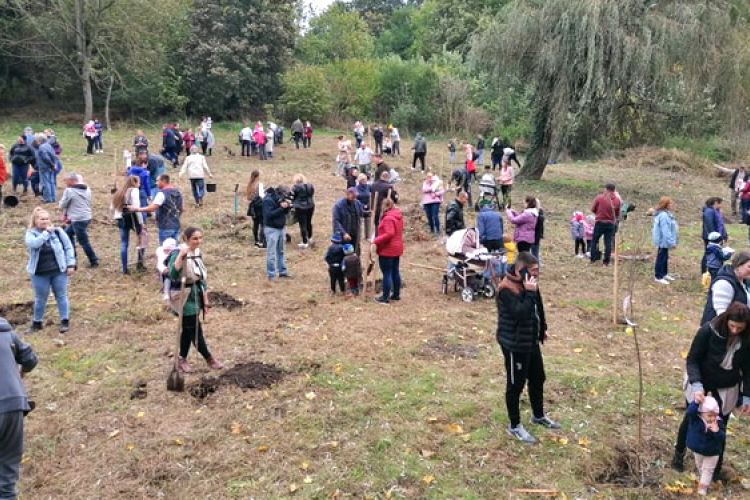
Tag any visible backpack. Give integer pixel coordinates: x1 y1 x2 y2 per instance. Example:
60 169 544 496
247 193 263 217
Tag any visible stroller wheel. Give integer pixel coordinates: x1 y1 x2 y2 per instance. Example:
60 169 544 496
461 287 474 302
482 282 496 299
442 275 448 294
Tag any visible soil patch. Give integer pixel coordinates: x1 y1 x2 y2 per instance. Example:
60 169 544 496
189 361 285 399
0 301 33 326
415 336 479 360
587 443 663 488
208 291 245 310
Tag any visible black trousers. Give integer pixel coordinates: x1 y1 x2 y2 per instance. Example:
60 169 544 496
374 139 382 154
590 222 615 264
251 216 265 246
329 267 345 293
0 410 23 500
296 207 314 244
501 345 546 428
86 136 95 154
574 238 586 254
482 239 503 251
412 152 426 170
241 140 251 156
516 241 533 253
200 140 208 155
180 314 211 359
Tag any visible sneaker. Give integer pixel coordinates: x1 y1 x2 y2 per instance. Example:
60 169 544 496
279 273 293 279
298 243 308 249
530 415 561 429
507 424 536 443
88 261 100 268
206 356 225 370
389 296 401 301
575 254 584 259
25 321 43 334
664 274 676 281
374 297 389 305
655 278 670 285
178 357 193 373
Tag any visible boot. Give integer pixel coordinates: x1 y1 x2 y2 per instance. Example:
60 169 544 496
206 356 225 370
178 357 193 373
25 321 43 334
670 447 685 472
59 319 69 334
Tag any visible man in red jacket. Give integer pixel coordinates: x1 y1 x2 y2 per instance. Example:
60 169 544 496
589 183 621 266
372 198 404 304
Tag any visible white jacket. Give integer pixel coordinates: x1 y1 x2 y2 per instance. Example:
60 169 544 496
179 154 212 180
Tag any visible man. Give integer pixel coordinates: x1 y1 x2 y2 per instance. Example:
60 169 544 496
496 251 559 443
476 134 485 169
33 133 57 203
132 174 183 244
136 149 166 195
262 185 293 280
451 166 471 206
59 173 99 267
354 142 373 178
333 187 366 253
477 203 504 251
729 164 748 218
446 191 468 236
239 124 253 156
161 124 179 167
372 154 390 182
589 183 621 266
370 170 399 231
389 125 400 157
412 133 427 171
23 127 34 147
0 315 38 500
291 119 304 149
372 125 384 155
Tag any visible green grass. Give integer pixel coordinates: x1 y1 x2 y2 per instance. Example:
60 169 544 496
662 135 735 162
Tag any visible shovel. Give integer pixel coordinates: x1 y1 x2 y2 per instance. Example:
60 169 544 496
167 277 187 392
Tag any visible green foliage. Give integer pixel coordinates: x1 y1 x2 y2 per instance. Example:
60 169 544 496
296 3 374 64
279 65 332 122
377 55 438 129
374 7 417 58
324 59 381 119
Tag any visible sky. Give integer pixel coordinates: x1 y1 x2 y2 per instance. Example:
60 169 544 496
308 0 338 15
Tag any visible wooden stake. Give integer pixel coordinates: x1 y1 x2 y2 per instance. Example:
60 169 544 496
612 231 618 324
408 262 446 272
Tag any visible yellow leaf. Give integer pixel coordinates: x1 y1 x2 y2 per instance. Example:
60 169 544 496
21 456 30 464
664 409 674 416
289 484 298 493
63 371 73 378
109 429 120 438
106 365 117 373
334 364 342 375
174 439 184 445
136 411 145 418
257 445 268 452
126 444 135 451
573 348 584 353
422 475 435 485
680 350 688 360
462 433 471 442
231 422 241 434
446 424 464 434
578 438 590 447
661 316 668 321
303 476 313 484
305 392 317 400
427 416 439 423
556 437 568 445
301 461 310 470
589 387 598 396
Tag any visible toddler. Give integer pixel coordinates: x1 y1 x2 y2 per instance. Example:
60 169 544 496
503 234 516 265
583 215 594 256
342 244 362 297
569 211 586 258
155 238 178 300
324 233 346 295
686 396 726 496
704 231 732 279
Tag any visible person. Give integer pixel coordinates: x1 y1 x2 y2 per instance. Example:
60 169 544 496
372 125 383 155
490 137 504 171
336 136 352 177
372 153 391 182
478 203 504 251
532 199 545 263
292 174 315 249
265 127 275 158
131 174 183 244
83 120 97 154
570 212 587 258
93 118 104 153
583 215 594 256
652 196 679 285
412 133 427 171
671 303 750 482
497 159 514 209
589 183 621 266
372 198 404 304
506 197 539 254
34 133 57 203
701 251 750 324
198 125 214 156
446 191 468 236
685 395 726 496
133 130 149 150
167 227 224 373
503 234 516 265
370 170 399 231
729 164 748 218
343 244 362 297
475 134 485 169
135 149 166 196
356 174 372 239
705 232 731 279
353 121 364 149
496 251 558 443
240 124 253 156
390 125 400 156
0 144 5 212
262 185 293 280
346 167 359 189
246 170 265 248
156 238 178 301
179 147 213 207
23 126 34 147
503 146 523 169
24 207 75 334
0 317 38 500
9 136 34 196
333 187 365 253
451 166 470 204
182 128 195 155
303 121 313 148
448 138 457 164
126 158 152 209
701 197 728 274
254 122 267 161
59 173 99 267
161 124 179 167
422 172 444 236
382 137 392 155
112 176 145 274
324 233 346 295
354 142 373 178
291 119 304 149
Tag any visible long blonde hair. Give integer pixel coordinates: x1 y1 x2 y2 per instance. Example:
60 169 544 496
293 173 307 185
28 207 50 229
112 176 140 211
246 170 261 200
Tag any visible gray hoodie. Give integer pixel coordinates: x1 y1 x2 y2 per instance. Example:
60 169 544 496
59 184 93 222
0 317 38 414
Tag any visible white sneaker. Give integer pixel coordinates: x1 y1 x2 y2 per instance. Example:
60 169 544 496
298 243 308 249
575 254 584 259
585 251 591 257
664 274 676 281
655 278 670 285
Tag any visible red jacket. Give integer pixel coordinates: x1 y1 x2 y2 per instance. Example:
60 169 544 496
591 192 621 224
373 208 404 257
0 157 7 185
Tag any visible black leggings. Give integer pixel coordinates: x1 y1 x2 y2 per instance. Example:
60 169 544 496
329 267 345 293
502 346 546 427
574 238 586 254
180 314 211 359
516 241 533 253
296 207 314 244
252 216 265 245
413 152 426 170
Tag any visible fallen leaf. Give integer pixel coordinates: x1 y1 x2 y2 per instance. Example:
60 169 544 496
303 476 313 484
231 422 241 434
334 364 342 375
578 438 590 447
257 445 268 452
173 439 184 445
289 484 298 493
106 365 117 373
420 449 435 458
555 437 568 445
305 392 317 400
664 409 674 416
446 424 464 434
427 416 439 423
680 350 688 360
422 475 435 485
63 371 73 378
589 387 598 396
301 461 310 470
126 444 135 451
21 456 30 464
136 411 145 418
109 429 120 438
573 348 584 353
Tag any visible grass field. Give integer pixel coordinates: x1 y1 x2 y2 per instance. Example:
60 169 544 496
1 123 750 499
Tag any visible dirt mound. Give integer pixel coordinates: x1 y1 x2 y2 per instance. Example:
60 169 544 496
0 302 33 326
607 147 715 176
208 291 244 310
416 336 479 359
189 362 285 399
584 442 663 488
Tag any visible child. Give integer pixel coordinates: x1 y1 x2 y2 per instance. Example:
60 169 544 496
346 167 359 189
324 233 346 295
704 231 732 278
570 211 586 258
686 395 726 496
156 238 178 300
583 215 595 257
503 234 516 265
342 244 362 297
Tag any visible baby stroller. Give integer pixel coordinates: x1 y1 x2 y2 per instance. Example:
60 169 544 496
442 228 506 302
476 173 501 211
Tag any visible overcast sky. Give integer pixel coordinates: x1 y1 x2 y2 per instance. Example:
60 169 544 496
308 0 338 15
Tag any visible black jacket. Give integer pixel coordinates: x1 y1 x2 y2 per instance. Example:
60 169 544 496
445 200 465 236
495 273 547 353
262 187 288 229
701 265 749 325
292 183 315 210
534 209 545 243
729 169 749 189
10 143 35 166
686 321 750 397
476 138 485 150
371 179 398 222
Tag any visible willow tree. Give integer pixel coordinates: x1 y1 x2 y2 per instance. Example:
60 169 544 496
471 0 749 179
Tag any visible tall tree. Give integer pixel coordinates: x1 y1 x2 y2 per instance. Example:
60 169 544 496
296 3 374 64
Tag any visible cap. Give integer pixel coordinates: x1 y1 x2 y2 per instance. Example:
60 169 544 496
708 231 722 242
330 233 343 244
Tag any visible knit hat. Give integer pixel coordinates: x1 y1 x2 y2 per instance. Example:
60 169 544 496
708 231 722 242
330 233 343 244
343 244 354 255
573 211 583 221
698 395 720 414
161 238 177 252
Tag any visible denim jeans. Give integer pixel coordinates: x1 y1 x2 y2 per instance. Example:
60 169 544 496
158 228 180 245
378 255 401 300
31 272 69 322
742 198 750 223
190 178 204 205
264 227 288 278
450 152 456 163
118 225 143 272
0 410 24 500
590 222 615 264
40 169 56 202
94 135 102 150
655 247 669 279
424 202 440 234
65 220 99 265
11 164 28 192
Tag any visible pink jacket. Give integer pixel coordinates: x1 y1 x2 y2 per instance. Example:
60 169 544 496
421 180 444 205
506 208 539 244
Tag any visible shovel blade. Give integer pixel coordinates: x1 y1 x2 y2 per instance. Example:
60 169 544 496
166 367 185 392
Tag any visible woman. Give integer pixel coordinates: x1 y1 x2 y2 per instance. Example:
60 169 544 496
497 159 514 209
490 137 504 171
506 196 539 253
702 251 750 324
246 170 265 248
10 135 35 195
168 227 224 373
112 176 144 273
372 198 404 305
265 128 275 158
671 303 750 479
421 172 444 236
303 121 313 148
254 122 266 160
292 174 315 249
179 146 213 206
182 128 196 155
82 120 97 154
652 196 679 285
25 207 76 333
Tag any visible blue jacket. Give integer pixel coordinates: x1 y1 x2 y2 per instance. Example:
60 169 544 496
324 243 345 268
332 198 365 240
652 210 678 248
705 243 729 272
147 154 166 190
685 401 726 456
35 142 57 172
127 166 152 199
356 183 371 208
262 187 288 229
25 228 76 275
477 206 503 242
702 206 727 241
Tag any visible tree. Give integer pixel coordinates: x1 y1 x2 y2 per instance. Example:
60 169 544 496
296 3 374 64
472 0 750 179
324 58 381 120
374 6 417 57
279 65 332 122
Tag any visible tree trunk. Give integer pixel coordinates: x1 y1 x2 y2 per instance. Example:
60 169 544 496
517 91 552 181
75 0 93 122
105 75 114 130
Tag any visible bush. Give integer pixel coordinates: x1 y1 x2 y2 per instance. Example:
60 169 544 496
279 66 332 123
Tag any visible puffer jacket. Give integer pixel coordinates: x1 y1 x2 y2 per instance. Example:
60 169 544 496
701 265 749 325
705 244 728 273
10 143 35 166
445 200 465 236
652 209 678 248
570 218 585 240
495 272 547 353
421 180 444 205
506 208 538 244
685 401 726 455
373 208 404 257
687 320 750 397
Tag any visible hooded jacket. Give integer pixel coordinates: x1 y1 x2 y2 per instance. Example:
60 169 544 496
59 184 92 221
652 209 678 248
687 320 750 398
705 243 729 272
445 199 465 236
413 134 427 154
262 187 289 230
0 317 38 413
506 207 538 244
495 271 547 353
702 206 727 242
701 265 750 325
570 217 585 240
126 165 152 199
373 208 404 257
685 401 726 456
10 143 35 166
477 206 503 242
